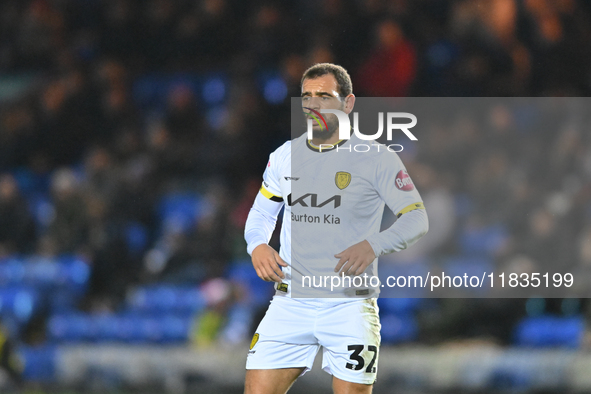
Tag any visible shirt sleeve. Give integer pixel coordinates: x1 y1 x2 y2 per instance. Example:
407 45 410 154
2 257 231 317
244 193 284 255
373 151 423 216
244 152 285 255
365 151 428 256
366 208 428 257
259 152 283 202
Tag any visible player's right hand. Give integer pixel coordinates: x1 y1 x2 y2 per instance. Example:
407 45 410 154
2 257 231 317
251 244 287 283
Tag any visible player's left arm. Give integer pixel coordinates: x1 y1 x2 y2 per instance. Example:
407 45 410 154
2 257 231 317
335 154 429 276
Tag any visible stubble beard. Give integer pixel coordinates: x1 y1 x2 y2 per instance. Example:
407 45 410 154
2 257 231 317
311 109 343 141
312 123 337 140
305 102 346 141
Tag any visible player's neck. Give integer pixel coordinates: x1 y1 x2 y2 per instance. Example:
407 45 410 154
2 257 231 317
310 135 341 147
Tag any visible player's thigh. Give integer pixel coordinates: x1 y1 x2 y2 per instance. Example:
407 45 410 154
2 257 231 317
317 299 381 385
332 375 373 394
244 368 305 394
247 296 319 373
249 296 317 346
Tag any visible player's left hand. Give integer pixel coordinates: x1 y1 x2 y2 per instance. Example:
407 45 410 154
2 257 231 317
334 240 376 276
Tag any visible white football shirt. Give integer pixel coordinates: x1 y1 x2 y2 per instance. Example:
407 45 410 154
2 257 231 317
257 132 425 299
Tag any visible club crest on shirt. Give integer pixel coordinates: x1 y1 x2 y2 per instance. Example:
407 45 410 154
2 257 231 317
335 172 351 190
395 170 414 191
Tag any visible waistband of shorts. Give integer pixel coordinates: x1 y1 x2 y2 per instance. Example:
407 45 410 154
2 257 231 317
272 295 376 308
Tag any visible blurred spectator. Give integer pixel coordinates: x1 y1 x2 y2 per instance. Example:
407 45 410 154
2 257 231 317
0 174 35 255
0 104 38 170
0 322 22 388
356 20 417 96
46 168 89 254
146 184 232 284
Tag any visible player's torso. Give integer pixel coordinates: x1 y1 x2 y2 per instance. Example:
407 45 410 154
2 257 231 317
276 136 385 298
283 144 384 233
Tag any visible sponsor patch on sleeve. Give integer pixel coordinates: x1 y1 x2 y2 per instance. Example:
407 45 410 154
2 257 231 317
395 170 415 191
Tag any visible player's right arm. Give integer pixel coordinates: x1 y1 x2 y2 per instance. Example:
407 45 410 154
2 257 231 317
245 153 287 283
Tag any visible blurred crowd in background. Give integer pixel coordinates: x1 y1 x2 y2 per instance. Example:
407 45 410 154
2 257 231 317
1 0 591 363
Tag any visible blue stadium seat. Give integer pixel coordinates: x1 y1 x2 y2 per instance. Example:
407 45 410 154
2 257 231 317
378 259 430 297
113 314 143 343
58 255 91 292
26 193 54 232
377 298 422 315
93 313 120 342
125 221 149 256
132 73 200 111
459 223 508 256
12 168 51 197
157 192 206 235
439 256 493 295
380 314 418 344
24 258 59 287
0 286 40 324
48 313 94 343
257 71 287 105
138 316 164 343
201 75 227 105
175 287 207 314
514 315 584 348
489 367 532 391
49 312 186 344
161 314 191 343
454 193 473 218
49 289 79 313
19 345 57 382
443 256 493 278
127 285 205 315
133 73 228 112
0 256 25 284
0 255 89 293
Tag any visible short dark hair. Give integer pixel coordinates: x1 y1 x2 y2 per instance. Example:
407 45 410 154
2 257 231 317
301 63 353 97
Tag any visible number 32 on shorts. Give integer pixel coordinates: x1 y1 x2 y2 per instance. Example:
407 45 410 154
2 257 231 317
345 345 378 373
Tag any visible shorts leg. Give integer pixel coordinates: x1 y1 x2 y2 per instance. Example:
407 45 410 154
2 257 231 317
246 296 320 376
317 298 381 385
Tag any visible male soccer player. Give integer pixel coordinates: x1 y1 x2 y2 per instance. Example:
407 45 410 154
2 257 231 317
244 63 428 394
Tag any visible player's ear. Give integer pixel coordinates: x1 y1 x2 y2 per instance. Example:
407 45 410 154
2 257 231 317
343 94 355 114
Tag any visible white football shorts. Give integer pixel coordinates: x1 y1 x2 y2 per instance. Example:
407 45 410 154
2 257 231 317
246 296 381 385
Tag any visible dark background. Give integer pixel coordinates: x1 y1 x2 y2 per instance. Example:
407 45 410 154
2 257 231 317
1 0 591 392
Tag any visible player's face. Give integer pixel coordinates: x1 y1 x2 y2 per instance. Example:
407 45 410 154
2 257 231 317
301 75 348 140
